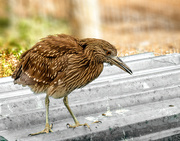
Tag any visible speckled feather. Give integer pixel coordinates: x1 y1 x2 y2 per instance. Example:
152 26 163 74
12 34 118 98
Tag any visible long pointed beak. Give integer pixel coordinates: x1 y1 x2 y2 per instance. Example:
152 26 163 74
110 56 133 75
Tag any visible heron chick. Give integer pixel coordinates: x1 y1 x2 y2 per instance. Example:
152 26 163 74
12 34 132 135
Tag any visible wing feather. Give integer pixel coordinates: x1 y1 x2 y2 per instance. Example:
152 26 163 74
12 34 83 86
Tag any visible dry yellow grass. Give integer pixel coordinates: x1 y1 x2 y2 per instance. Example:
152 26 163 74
100 0 180 56
103 28 180 56
0 53 18 77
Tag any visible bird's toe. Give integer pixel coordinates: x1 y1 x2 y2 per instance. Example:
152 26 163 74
66 122 91 130
29 123 53 136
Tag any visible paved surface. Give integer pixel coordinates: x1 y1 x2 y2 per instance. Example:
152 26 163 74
1 53 180 141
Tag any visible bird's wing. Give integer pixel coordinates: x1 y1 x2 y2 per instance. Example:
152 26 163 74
12 34 83 85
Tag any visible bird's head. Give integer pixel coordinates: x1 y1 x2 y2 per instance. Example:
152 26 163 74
80 38 133 75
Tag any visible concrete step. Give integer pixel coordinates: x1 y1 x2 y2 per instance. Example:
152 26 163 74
1 83 180 131
1 97 180 141
1 64 180 130
132 126 180 141
1 53 180 140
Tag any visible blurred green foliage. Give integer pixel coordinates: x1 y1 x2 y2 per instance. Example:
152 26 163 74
0 18 10 28
0 16 70 56
0 16 70 77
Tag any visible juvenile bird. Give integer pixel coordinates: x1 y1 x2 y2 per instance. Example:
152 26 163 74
12 34 132 135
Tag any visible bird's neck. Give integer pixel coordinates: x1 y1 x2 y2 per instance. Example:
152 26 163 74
80 57 103 87
84 51 104 83
84 46 104 63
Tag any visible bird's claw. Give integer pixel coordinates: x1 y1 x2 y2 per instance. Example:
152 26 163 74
28 123 53 136
66 122 91 131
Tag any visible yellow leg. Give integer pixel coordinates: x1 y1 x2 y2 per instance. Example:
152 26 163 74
29 95 53 136
63 96 90 129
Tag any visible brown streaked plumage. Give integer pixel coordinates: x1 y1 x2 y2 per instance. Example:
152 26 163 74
12 34 132 135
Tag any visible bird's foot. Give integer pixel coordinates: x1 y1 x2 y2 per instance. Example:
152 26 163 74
29 123 53 136
67 122 91 130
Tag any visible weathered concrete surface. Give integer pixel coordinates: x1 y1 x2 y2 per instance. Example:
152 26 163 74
1 53 180 140
2 98 180 141
132 126 180 141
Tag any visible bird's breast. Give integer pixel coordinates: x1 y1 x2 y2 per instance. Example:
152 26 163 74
64 58 104 92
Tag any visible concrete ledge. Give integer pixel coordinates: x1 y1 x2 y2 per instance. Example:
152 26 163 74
133 127 180 141
2 98 180 141
1 53 180 140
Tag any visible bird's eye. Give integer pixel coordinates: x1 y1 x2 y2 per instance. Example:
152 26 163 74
106 51 111 55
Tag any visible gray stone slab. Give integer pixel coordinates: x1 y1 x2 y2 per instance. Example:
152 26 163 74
1 53 180 140
0 83 180 131
1 98 180 141
1 65 180 125
132 126 180 141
